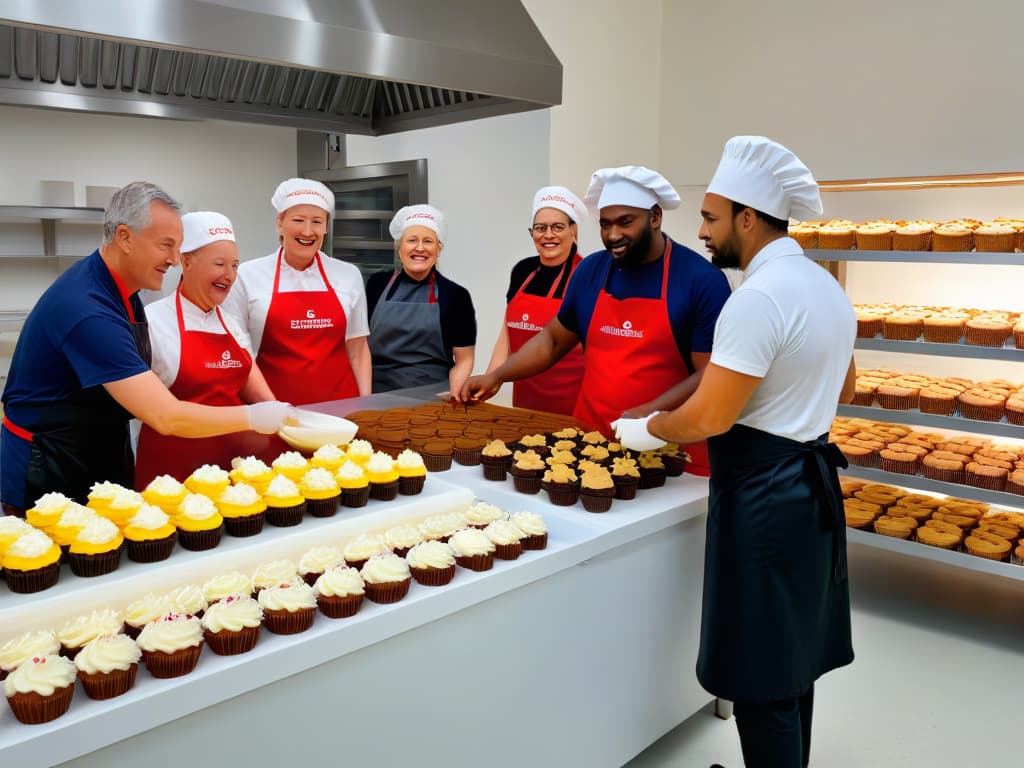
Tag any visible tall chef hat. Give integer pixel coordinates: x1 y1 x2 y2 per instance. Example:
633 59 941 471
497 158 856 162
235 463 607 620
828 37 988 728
389 204 447 243
585 166 681 213
181 211 236 253
532 185 586 224
706 136 822 221
271 178 335 215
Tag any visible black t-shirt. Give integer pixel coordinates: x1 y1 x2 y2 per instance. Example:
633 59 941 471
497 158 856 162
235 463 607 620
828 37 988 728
505 244 578 303
365 268 476 355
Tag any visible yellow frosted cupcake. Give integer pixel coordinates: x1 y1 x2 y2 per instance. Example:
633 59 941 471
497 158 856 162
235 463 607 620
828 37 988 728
335 460 370 508
344 439 374 467
229 456 274 494
98 488 144 528
141 475 188 515
174 493 224 551
215 483 266 538
395 449 427 495
2 529 61 592
263 475 306 527
68 517 124 577
271 451 310 482
0 515 32 556
86 481 127 517
310 443 346 472
26 492 73 530
298 468 341 518
365 451 400 501
123 504 178 563
47 503 100 549
184 464 230 498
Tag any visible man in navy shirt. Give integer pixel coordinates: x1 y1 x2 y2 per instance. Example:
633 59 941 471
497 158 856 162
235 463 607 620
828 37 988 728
460 166 730 475
1 182 293 514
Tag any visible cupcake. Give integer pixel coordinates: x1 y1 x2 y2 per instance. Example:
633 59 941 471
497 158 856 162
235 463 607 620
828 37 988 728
136 613 204 678
360 553 413 603
878 443 926 475
383 524 424 558
921 452 966 484
335 460 371 508
141 475 188 515
546 448 578 467
483 519 525 560
510 450 545 494
173 493 224 551
123 504 178 562
298 545 345 586
854 307 887 339
298 467 341 517
74 634 140 700
422 439 455 472
637 453 667 489
202 571 254 604
480 439 514 481
166 583 209 619
124 593 172 639
96 488 142 528
313 566 365 618
418 512 468 544
48 502 100 554
882 311 926 341
229 456 274 494
271 451 310 482
25 492 72 530
788 220 819 249
405 540 456 586
252 560 299 595
0 516 32 557
580 444 612 466
931 221 974 252
542 464 580 506
57 609 124 659
4 654 76 724
517 433 549 457
464 501 507 529
610 457 641 500
310 443 346 472
816 219 856 249
343 533 388 571
915 519 963 550
344 439 375 467
0 631 60 681
918 380 963 415
184 464 230 498
396 449 428 495
964 314 1014 347
510 512 548 550
365 451 400 501
843 500 878 529
579 466 616 512
215 482 266 537
656 445 689 477
257 579 317 634
892 220 934 251
448 527 496 572
1014 318 1024 350
68 517 124 577
922 312 968 344
872 514 918 539
86 481 125 518
200 594 263 655
957 387 1006 421
263 475 307 526
965 462 1008 492
964 530 1012 561
855 220 896 251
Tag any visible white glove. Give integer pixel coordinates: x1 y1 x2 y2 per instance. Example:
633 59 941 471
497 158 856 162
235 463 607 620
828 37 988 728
247 401 295 434
611 412 668 452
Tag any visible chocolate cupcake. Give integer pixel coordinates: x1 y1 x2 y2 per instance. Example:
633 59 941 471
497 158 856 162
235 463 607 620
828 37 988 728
453 436 485 466
201 595 263 656
480 439 514 481
137 614 204 679
579 466 616 512
314 567 365 618
448 527 496 572
263 475 307 526
510 512 548 550
298 468 341 518
405 541 457 586
422 439 455 472
257 580 317 634
482 520 525 560
510 450 545 494
335 460 371 508
637 453 667 489
4 654 76 724
74 634 141 700
610 457 641 500
396 449 428 495
360 553 413 604
542 464 580 506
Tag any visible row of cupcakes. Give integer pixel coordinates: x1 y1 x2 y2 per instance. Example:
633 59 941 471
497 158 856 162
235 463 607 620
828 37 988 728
854 303 1023 347
791 218 1024 252
852 369 1024 423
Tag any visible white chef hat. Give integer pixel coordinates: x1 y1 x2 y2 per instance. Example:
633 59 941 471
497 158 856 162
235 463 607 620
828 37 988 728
271 178 335 215
180 211 236 253
585 166 681 213
532 185 586 224
389 204 447 243
706 136 822 221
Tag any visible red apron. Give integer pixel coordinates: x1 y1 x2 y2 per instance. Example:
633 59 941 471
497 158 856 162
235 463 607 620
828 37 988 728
256 248 358 405
135 290 283 489
506 255 584 416
573 241 710 475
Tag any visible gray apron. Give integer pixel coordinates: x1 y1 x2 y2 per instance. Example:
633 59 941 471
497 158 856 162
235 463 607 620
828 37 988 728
369 270 449 393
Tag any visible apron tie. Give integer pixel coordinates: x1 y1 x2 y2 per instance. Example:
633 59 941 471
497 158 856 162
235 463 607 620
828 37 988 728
799 438 849 584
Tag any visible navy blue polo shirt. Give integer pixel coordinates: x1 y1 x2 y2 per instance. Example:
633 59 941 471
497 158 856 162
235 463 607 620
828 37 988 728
557 236 731 367
1 250 150 508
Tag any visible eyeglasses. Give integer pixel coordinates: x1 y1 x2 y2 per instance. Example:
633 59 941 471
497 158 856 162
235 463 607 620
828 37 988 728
529 223 570 235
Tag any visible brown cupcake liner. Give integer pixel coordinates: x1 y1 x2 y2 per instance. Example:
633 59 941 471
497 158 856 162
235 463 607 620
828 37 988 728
965 473 1007 493
1007 408 1024 426
6 684 75 724
1014 329 1024 350
790 231 818 249
398 475 426 495
317 593 364 619
638 468 667 490
520 532 548 550
69 544 124 577
851 391 875 406
1007 482 1024 497
177 525 223 552
973 232 1016 252
4 561 61 593
262 607 316 635
223 513 264 537
455 552 494 572
855 232 893 251
305 494 340 518
882 324 922 341
481 455 513 481
661 454 688 477
409 563 456 586
856 318 883 339
581 487 615 513
300 571 323 587
875 393 919 410
452 447 483 467
964 327 1011 347
511 471 542 495
893 231 932 251
344 557 369 572
956 403 1004 422
816 231 855 250
364 577 412 604
922 466 964 485
341 486 370 508
878 457 919 475
913 533 959 550
60 644 84 661
78 664 138 700
918 396 956 416
493 541 523 560
142 644 203 679
203 625 261 655
964 543 1009 562
932 232 974 252
369 480 399 501
265 502 307 527
840 450 878 468
422 452 453 472
922 325 965 343
390 545 413 558
542 480 580 506
613 475 639 500
126 532 177 563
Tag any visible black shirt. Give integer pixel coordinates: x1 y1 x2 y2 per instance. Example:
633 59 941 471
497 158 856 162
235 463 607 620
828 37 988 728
504 244 578 303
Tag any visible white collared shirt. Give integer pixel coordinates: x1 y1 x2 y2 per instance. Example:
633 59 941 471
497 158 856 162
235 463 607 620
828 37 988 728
221 250 370 353
710 237 856 442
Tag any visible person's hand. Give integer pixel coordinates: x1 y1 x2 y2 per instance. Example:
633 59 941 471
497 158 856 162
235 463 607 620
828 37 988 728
621 403 658 419
610 413 668 452
458 373 501 404
247 401 295 434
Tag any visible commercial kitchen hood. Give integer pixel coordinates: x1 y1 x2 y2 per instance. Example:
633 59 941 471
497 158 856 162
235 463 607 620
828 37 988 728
0 0 561 135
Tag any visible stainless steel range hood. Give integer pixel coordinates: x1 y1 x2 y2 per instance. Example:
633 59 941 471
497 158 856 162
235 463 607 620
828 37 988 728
0 0 561 135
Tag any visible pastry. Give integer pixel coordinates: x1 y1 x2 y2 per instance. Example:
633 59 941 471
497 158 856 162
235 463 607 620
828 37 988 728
298 467 341 517
510 512 548 550
57 609 124 659
788 220 819 249
481 439 514 481
165 583 208 619
343 533 388 571
335 460 370 508
816 219 856 249
200 594 263 655
963 529 1012 561
271 451 309 482
215 482 266 537
68 517 124 577
48 502 100 553
918 380 964 415
0 516 32 557
418 512 468 543
136 613 204 678
252 560 298 594
873 514 918 539
203 571 254 604
4 654 76 724
483 519 526 560
405 540 457 586
915 519 962 550
123 503 178 562
464 501 507 529
313 566 365 618
26 491 72 529
922 312 968 344
855 220 897 250
892 220 934 251
843 499 878 529
141 474 188 515
421 439 455 472
882 311 926 341
579 465 616 512
298 545 345 586
542 463 580 506
448 527 496 571
173 492 224 551
344 439 375 467
931 221 974 252
453 436 485 466
637 452 667 489
310 443 346 472
365 451 400 500
184 464 230 498
124 593 171 639
510 450 545 494
878 443 926 475
383 524 424 558
263 474 307 526
965 462 1008 492
360 553 413 603
610 456 642 499
922 452 966 484
74 634 141 700
957 387 1006 421
972 221 1016 252
229 456 274 494
257 579 317 634
0 631 60 681
396 449 428 495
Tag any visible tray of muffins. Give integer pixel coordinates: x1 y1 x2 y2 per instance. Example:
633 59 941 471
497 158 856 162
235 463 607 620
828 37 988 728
853 303 1023 349
791 217 1024 255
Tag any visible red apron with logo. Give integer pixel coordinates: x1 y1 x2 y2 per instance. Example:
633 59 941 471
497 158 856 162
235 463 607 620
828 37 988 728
573 241 710 475
256 248 358 405
135 290 284 489
506 255 584 416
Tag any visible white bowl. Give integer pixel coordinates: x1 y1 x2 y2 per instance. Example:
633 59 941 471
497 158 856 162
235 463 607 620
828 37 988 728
277 410 358 452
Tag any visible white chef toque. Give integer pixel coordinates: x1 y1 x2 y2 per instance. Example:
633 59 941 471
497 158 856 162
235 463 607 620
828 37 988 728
271 178 335 215
706 136 822 221
532 186 586 224
585 166 682 213
389 204 447 243
180 211 236 253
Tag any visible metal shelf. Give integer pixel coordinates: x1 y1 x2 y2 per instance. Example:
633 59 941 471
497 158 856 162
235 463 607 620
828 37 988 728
855 335 1024 361
0 205 104 222
808 248 1024 266
837 403 1024 439
840 465 1024 508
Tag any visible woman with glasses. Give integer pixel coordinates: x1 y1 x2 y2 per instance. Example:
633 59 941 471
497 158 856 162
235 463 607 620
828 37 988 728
485 186 586 415
366 204 476 394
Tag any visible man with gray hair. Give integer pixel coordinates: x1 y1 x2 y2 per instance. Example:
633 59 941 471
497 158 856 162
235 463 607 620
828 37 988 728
1 182 293 517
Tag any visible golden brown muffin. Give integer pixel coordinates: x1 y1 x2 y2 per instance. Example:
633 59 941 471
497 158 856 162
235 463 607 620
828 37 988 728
922 452 966 484
957 388 1006 421
965 462 1008 492
922 312 968 343
915 520 962 549
873 514 918 539
882 312 927 341
893 220 935 251
931 221 974 252
964 315 1014 347
963 529 1012 561
973 222 1017 252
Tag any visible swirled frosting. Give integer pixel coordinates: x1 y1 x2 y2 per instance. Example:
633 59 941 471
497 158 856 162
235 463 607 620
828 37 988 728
343 534 387 562
58 609 124 649
252 559 298 589
314 566 365 597
384 524 423 551
166 584 208 617
4 654 76 696
298 545 344 575
312 443 345 464
136 614 203 653
448 528 496 557
203 571 253 603
74 634 141 674
31 492 72 515
360 553 410 584
0 630 60 672
299 468 338 492
405 540 455 569
465 501 506 526
201 595 263 632
345 439 374 462
483 520 525 545
510 512 547 536
257 579 316 612
418 512 467 541
125 593 172 628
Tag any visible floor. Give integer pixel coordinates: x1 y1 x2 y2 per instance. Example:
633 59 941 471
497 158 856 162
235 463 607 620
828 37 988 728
626 541 1024 767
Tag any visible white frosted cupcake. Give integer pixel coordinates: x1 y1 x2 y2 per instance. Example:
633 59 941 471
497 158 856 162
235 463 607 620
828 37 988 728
360 553 412 603
343 533 388 571
297 467 341 517
383 523 424 557
510 511 548 550
173 492 224 551
405 540 456 586
257 579 317 634
313 566 365 619
271 451 310 482
165 583 208 618
448 527 496 572
124 593 172 639
136 613 204 679
298 545 345 586
4 653 77 724
57 609 124 659
201 594 263 655
68 517 124 577
252 559 299 593
418 511 468 543
311 443 346 472
0 630 59 680
483 519 525 560
465 501 506 529
203 571 254 604
74 634 141 700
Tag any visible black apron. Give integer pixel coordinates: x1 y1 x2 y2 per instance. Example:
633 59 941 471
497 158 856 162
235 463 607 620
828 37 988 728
696 423 854 703
22 294 151 506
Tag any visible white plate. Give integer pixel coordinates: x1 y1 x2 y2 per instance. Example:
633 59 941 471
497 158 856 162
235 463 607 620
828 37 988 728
277 410 358 451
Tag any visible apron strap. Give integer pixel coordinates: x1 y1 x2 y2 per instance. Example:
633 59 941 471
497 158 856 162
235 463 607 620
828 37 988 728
2 414 33 442
385 270 438 304
801 439 849 584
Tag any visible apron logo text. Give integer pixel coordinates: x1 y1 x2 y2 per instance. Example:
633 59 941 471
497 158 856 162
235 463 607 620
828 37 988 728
599 320 644 338
290 309 334 330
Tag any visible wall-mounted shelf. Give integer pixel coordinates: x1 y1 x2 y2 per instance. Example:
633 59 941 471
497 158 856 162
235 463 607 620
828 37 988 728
0 205 103 259
807 248 1024 266
836 403 1024 440
840 465 1024 509
855 336 1024 362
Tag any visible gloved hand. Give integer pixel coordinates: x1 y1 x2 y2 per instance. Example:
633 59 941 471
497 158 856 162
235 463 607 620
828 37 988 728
611 412 668 452
247 401 295 434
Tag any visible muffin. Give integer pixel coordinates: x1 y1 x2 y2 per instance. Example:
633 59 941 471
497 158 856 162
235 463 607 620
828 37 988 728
184 464 231 499
546 448 578 467
816 219 856 249
483 519 525 560
263 475 307 526
383 524 424 558
74 634 141 700
365 451 400 501
202 571 254 604
310 443 346 472
4 653 77 724
481 439 514 481
931 221 974 252
915 519 963 550
973 221 1017 252
922 312 968 344
957 388 1006 421
882 311 926 341
855 220 897 251
878 443 926 475
335 460 370 508
418 512 468 544
200 594 263 655
448 527 496 572
637 452 667 489
252 559 299 595
964 529 1012 561
1014 318 1024 350
965 462 1008 492
229 456 274 494
405 540 457 586
510 450 546 494
313 566 365 618
166 583 209 619
257 579 317 634
57 609 124 659
141 475 188 515
298 468 341 517
173 493 224 551
343 533 389 571
68 517 124 577
360 553 413 603
137 613 204 678
788 220 819 249
516 433 549 457
123 504 178 563
918 380 963 415
215 482 266 537
464 501 507 529
124 593 171 639
964 314 1014 347
875 375 929 410
271 451 310 482
1007 469 1024 495
298 545 345 586
0 631 60 682
396 449 428 495
25 491 72 530
872 514 918 539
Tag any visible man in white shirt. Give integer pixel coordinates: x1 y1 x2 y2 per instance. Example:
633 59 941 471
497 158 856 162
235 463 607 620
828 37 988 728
614 136 857 768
